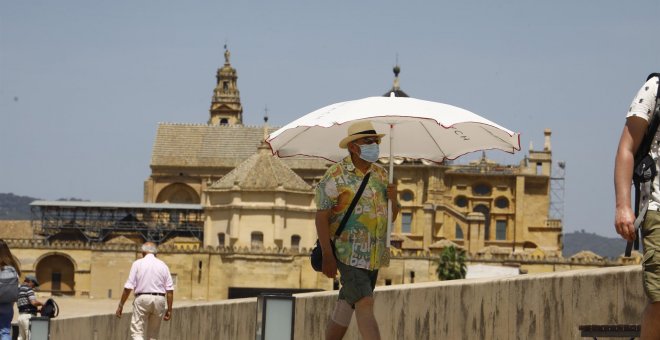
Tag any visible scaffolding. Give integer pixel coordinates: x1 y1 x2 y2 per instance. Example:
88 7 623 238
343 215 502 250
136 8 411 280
30 201 204 244
550 161 566 221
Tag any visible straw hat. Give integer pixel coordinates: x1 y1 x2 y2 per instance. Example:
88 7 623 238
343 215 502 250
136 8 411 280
338 121 385 149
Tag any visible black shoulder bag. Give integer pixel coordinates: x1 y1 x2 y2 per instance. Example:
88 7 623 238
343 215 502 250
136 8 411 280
626 73 660 256
311 172 371 272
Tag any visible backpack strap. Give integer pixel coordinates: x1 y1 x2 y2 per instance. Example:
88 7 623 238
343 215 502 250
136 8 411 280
627 74 660 256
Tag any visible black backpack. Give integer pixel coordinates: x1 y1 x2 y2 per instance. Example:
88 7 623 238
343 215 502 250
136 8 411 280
40 298 59 318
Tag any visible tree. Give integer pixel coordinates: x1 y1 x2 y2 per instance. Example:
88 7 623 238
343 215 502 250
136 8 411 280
436 245 467 280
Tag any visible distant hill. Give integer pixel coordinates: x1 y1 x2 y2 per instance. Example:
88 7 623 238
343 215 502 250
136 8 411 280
0 193 89 220
0 193 39 220
562 230 628 259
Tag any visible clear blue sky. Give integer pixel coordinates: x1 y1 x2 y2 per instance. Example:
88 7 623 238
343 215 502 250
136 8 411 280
1 1 659 237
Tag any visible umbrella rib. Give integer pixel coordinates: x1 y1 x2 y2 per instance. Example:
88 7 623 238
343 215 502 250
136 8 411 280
420 121 446 159
477 125 513 148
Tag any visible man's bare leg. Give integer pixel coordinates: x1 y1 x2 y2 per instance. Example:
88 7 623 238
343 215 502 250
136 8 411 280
326 300 352 340
354 296 380 340
326 320 348 340
641 301 660 340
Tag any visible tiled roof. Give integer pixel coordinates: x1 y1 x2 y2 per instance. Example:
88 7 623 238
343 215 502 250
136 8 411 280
210 146 312 192
151 123 329 169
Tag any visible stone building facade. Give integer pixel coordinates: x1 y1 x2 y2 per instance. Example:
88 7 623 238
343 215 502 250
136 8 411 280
146 47 561 257
1 48 596 300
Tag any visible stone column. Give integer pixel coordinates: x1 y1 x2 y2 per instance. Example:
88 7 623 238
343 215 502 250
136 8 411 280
422 203 435 250
274 188 285 242
467 212 485 254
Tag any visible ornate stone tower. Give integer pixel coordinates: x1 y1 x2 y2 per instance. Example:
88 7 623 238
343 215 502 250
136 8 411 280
209 46 243 125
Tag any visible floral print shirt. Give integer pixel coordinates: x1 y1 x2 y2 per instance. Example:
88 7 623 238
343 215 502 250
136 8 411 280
315 156 390 270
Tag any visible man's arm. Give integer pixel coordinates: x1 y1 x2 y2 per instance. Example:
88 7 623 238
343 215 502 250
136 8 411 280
115 288 132 318
316 209 337 279
163 290 173 321
30 297 42 307
614 116 648 241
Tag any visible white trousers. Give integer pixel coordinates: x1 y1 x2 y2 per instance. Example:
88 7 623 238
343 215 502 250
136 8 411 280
16 313 31 340
130 295 167 340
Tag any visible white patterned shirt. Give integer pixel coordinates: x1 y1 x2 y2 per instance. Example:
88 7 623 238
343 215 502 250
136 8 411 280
626 76 660 209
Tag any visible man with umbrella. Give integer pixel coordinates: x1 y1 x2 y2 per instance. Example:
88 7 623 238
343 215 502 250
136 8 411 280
315 121 400 340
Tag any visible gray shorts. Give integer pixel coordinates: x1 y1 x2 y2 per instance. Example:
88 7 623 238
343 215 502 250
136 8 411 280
337 261 378 306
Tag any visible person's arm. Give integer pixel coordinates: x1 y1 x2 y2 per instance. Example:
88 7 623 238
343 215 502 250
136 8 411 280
30 297 42 307
164 290 173 321
115 288 132 318
614 116 648 241
316 209 337 279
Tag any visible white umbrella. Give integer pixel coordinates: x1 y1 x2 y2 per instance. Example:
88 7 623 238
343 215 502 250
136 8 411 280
266 95 521 245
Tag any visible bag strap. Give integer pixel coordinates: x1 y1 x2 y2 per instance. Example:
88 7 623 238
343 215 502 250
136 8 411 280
334 172 371 238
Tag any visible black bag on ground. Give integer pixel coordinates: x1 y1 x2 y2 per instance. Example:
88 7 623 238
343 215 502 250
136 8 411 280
311 172 370 272
40 298 59 318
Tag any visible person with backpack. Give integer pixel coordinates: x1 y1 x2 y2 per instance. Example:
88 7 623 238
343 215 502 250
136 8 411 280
0 240 20 340
615 73 660 340
16 275 41 340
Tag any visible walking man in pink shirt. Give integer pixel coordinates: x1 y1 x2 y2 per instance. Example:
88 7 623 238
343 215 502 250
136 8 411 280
116 242 174 340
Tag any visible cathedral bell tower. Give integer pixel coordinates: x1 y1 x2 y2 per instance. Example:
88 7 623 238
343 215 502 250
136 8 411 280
209 46 243 125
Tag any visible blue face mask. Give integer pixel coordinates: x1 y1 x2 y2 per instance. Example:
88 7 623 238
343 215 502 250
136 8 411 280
359 143 380 163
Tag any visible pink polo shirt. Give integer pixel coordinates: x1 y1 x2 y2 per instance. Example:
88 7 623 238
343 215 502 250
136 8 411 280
124 253 174 294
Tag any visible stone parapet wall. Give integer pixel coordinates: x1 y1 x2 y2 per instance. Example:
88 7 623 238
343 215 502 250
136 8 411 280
48 266 646 340
3 239 636 267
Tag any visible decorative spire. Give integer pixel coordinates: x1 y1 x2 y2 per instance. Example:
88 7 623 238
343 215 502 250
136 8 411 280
383 58 408 97
224 44 231 65
392 64 401 91
392 53 401 91
262 105 270 141
543 128 552 152
209 44 243 125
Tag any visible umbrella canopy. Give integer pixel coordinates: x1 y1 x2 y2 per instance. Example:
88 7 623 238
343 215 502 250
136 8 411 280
266 96 520 163
266 95 521 247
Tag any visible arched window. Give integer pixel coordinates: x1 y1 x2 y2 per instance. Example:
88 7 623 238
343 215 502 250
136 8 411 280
220 118 229 125
473 204 491 240
455 223 464 240
36 254 75 295
251 232 264 249
473 183 492 196
291 235 301 250
156 183 200 204
454 195 468 208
